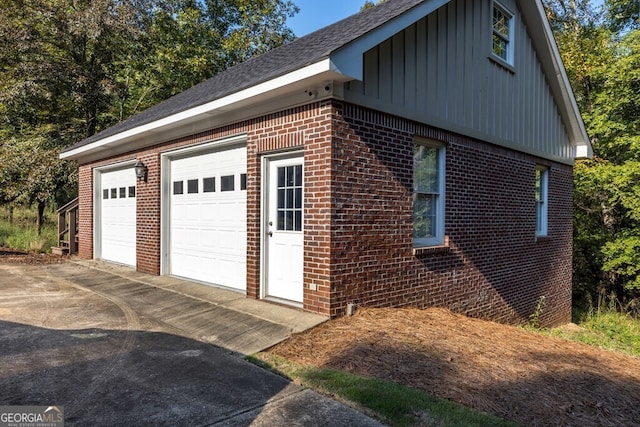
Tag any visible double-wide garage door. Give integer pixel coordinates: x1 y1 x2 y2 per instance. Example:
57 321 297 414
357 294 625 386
169 146 247 291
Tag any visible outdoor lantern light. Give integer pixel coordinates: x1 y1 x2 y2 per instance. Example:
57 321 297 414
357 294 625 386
134 159 147 181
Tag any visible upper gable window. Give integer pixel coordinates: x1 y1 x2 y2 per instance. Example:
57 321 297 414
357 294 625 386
492 3 514 65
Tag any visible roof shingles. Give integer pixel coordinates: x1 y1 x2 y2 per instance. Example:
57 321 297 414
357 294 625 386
62 0 425 152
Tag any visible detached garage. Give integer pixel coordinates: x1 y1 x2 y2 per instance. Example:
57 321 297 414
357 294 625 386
162 141 247 292
61 0 591 326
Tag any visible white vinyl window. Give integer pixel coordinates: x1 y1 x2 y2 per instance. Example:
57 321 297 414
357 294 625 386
535 166 548 236
413 139 445 247
492 2 514 65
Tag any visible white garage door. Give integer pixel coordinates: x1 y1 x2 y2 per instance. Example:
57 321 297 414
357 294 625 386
99 168 136 266
169 146 247 291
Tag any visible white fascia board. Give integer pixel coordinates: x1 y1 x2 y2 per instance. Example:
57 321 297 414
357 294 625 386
331 0 451 79
60 59 340 160
520 0 592 159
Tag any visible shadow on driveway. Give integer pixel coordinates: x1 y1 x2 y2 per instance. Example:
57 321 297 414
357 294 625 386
1 321 294 425
0 262 381 426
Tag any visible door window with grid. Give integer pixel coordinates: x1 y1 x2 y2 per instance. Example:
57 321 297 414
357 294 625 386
276 165 303 231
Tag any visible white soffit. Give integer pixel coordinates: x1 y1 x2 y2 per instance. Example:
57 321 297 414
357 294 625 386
60 59 347 160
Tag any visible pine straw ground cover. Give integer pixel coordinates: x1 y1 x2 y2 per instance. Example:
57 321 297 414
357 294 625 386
266 308 640 427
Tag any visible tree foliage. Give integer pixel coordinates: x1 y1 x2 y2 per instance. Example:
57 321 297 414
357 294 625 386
361 0 386 11
545 0 640 310
0 0 297 231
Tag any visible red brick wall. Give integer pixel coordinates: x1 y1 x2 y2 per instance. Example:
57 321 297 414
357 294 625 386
76 98 573 326
76 102 335 313
77 165 93 259
329 102 573 326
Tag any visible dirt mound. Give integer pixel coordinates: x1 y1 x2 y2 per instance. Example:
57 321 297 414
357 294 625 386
268 307 640 427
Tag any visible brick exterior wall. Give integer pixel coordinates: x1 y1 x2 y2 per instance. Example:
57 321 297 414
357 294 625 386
76 98 573 327
77 101 335 309
77 164 93 260
329 102 573 327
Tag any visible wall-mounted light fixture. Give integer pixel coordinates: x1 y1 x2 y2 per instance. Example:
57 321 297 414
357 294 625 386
134 159 148 182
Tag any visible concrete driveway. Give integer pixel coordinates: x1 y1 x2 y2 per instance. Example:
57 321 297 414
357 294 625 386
0 260 382 426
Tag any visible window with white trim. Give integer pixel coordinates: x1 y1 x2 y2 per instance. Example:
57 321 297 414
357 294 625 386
413 140 445 247
492 2 514 65
535 166 548 236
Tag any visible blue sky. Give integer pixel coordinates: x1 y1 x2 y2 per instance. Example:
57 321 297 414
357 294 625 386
288 0 365 36
287 0 609 37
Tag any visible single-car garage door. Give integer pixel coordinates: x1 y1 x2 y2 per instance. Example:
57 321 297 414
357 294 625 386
99 167 136 266
169 145 247 291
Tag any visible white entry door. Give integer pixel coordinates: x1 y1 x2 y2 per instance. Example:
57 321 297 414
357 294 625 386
265 155 304 303
99 167 136 266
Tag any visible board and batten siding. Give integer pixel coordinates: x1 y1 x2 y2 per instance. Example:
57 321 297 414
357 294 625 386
344 0 574 164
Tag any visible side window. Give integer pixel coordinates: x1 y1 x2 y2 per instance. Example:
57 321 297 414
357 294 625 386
535 166 548 236
492 2 514 65
413 140 445 247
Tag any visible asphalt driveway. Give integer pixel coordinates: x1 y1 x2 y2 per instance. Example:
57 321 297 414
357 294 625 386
0 261 381 426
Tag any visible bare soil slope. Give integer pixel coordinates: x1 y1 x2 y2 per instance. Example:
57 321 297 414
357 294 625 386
268 308 640 427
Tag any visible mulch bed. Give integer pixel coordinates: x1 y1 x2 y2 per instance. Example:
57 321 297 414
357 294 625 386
268 307 640 427
0 248 69 264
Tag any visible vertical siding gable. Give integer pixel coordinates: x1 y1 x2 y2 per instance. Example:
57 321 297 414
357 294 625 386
344 0 573 163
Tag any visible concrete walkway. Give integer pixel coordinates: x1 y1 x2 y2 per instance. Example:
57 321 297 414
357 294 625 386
0 260 382 426
52 259 328 355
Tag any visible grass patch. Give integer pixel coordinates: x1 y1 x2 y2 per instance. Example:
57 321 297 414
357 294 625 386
250 353 518 427
549 309 640 358
0 206 57 252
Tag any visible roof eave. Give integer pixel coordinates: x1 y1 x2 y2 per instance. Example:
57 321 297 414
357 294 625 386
60 58 349 162
518 0 592 160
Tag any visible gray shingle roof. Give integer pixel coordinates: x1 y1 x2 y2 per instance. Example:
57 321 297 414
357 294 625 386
63 0 425 153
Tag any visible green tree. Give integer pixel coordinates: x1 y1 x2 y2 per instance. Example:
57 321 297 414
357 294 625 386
0 0 297 233
111 0 298 120
605 0 640 31
361 0 385 11
545 0 640 309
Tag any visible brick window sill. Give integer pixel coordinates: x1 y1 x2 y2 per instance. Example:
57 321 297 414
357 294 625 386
535 235 552 243
413 236 451 256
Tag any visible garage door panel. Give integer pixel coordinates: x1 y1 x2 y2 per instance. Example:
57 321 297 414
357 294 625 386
99 168 136 267
169 145 246 291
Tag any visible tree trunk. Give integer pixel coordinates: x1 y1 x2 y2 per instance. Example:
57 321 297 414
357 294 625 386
36 201 45 236
8 205 13 223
